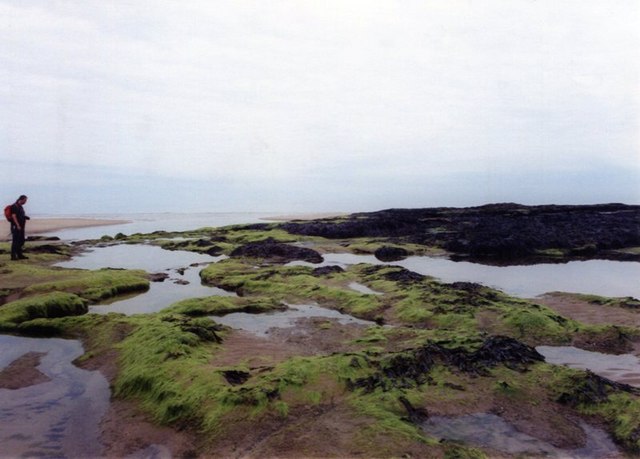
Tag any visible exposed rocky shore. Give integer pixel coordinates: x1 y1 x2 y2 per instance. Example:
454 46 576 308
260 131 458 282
1 204 639 458
280 203 640 263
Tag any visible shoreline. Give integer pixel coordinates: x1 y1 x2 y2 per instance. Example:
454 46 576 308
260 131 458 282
263 212 348 221
0 218 130 241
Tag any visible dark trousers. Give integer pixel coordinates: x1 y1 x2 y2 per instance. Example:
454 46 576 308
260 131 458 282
11 225 25 259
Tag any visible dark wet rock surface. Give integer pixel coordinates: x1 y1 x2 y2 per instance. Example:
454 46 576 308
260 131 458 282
230 238 323 264
27 244 68 255
311 265 345 276
363 265 426 285
221 370 251 386
374 246 409 261
149 272 170 282
279 203 640 263
348 336 544 393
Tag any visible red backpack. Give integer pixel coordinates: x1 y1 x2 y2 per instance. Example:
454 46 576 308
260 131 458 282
4 205 12 222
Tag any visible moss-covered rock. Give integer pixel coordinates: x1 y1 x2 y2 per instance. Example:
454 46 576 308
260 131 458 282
0 292 87 331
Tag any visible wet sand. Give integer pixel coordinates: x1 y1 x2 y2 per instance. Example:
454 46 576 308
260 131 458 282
0 352 50 390
0 218 129 241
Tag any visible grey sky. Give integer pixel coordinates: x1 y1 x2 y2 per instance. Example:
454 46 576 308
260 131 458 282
1 1 638 214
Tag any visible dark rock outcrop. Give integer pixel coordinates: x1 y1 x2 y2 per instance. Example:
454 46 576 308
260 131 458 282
279 203 640 263
347 336 544 393
230 238 323 264
374 246 409 262
205 245 224 256
381 267 426 285
311 265 345 276
27 244 67 255
149 272 170 282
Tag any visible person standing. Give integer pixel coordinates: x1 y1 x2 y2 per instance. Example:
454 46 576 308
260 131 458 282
9 195 30 260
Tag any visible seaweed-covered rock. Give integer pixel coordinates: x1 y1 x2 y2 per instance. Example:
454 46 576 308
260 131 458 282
556 371 640 406
311 265 345 276
280 203 640 262
27 244 68 255
382 267 426 285
205 245 224 256
398 396 430 423
348 336 544 392
230 238 323 264
222 370 251 386
374 246 409 262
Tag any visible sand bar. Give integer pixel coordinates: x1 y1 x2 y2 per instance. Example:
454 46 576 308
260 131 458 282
0 218 130 240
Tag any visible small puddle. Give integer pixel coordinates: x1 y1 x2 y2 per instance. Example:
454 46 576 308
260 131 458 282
421 413 619 458
213 303 375 336
537 346 640 387
347 282 383 295
0 335 110 458
56 244 235 315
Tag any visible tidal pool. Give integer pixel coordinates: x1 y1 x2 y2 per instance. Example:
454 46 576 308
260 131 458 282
213 302 376 336
56 244 235 315
291 254 640 299
537 346 640 387
347 282 383 295
55 243 217 272
421 413 620 458
0 335 110 458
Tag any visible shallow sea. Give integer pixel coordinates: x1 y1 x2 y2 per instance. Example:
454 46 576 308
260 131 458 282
37 212 278 240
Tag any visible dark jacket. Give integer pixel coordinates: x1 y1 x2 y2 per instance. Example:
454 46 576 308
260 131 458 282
10 203 27 227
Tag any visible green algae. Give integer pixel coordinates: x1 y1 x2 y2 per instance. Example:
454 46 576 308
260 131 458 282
0 248 148 334
548 365 640 452
199 259 385 320
24 268 149 302
198 257 608 347
165 295 285 316
148 226 315 256
114 315 225 424
0 292 87 331
3 225 640 457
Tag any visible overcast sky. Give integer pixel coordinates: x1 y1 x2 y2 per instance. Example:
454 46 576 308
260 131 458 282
1 1 639 214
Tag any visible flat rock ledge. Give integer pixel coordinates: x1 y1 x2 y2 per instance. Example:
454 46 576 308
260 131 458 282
230 238 323 264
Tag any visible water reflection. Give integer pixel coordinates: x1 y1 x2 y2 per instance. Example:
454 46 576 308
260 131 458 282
46 212 276 241
348 282 383 295
56 244 235 315
537 346 640 387
56 243 217 272
291 254 640 298
92 265 236 315
213 303 375 336
0 335 109 458
421 413 619 458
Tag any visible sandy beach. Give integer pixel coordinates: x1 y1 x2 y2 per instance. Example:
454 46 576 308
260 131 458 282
0 218 130 241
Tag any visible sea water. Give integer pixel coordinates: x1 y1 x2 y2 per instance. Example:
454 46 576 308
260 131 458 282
38 212 277 240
